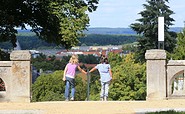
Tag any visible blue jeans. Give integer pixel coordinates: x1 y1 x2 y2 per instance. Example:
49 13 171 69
100 81 110 98
64 77 75 99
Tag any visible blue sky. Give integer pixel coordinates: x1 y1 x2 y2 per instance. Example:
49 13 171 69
88 0 185 28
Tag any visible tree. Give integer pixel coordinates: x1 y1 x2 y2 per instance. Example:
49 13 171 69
172 28 185 60
78 54 100 64
0 49 10 61
122 42 138 54
0 0 99 49
108 52 122 68
32 70 87 101
88 69 101 100
88 53 146 101
32 70 65 101
109 53 146 100
130 0 177 63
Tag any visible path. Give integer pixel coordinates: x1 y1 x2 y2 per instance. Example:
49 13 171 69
0 99 185 114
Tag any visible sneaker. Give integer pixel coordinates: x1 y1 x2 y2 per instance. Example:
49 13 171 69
70 97 74 101
65 98 69 101
104 97 107 101
100 97 104 101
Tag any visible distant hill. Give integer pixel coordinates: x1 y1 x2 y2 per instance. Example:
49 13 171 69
169 27 183 33
0 27 182 50
84 28 137 35
17 27 183 35
84 27 183 35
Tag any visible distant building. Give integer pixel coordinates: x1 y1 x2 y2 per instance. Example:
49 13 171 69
29 50 41 58
56 46 123 57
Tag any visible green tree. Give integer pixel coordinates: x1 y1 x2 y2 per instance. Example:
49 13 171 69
75 73 87 100
0 0 98 49
172 28 185 60
108 52 122 68
32 70 65 101
122 42 138 53
78 54 100 64
32 70 87 101
0 49 10 61
109 53 146 100
88 53 146 101
89 70 101 100
130 0 176 63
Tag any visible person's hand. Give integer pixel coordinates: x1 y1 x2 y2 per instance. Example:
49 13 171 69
63 77 66 81
84 71 87 75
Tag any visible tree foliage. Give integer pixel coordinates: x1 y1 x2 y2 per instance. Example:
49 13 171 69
88 69 101 100
0 0 99 49
31 54 99 72
88 53 146 101
0 34 138 50
78 54 100 64
32 70 65 101
130 0 177 63
108 52 122 68
31 52 147 101
31 54 68 71
79 34 138 46
109 53 146 100
0 49 10 61
32 70 87 101
172 28 185 60
122 42 138 54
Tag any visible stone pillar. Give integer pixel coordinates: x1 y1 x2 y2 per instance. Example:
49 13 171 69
145 49 167 100
10 50 31 102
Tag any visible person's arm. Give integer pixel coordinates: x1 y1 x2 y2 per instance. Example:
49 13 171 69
89 67 97 73
63 65 67 81
77 66 87 74
109 68 113 79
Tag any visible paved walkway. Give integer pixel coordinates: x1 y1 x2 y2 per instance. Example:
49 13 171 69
0 99 185 114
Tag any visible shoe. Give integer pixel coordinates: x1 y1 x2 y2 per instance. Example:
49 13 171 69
65 98 69 101
100 97 104 101
70 97 74 101
104 96 107 101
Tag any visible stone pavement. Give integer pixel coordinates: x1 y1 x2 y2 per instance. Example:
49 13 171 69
0 99 185 114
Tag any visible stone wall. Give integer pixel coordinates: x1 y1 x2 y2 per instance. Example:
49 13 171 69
145 49 185 100
0 50 31 102
145 49 167 100
167 60 185 98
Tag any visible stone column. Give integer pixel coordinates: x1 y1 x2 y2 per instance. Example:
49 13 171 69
145 49 167 100
10 50 31 102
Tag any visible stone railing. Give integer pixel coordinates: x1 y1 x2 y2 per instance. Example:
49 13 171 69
0 50 31 102
145 49 185 100
145 49 166 100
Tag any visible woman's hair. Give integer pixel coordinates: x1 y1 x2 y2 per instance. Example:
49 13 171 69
100 55 109 64
69 55 79 64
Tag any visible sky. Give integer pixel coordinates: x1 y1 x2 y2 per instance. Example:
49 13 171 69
88 0 185 28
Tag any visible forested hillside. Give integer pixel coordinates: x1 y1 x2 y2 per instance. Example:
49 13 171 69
79 34 137 46
0 27 181 50
85 27 182 34
0 31 138 50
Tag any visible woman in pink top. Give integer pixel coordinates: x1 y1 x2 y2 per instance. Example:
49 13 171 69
63 55 87 101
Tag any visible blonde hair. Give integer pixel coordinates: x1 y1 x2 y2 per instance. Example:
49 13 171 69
69 55 79 64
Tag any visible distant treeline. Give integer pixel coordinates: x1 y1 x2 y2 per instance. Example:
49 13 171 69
79 34 138 46
0 35 57 50
0 33 138 50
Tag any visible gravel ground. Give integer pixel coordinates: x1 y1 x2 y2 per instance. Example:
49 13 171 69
0 99 185 114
